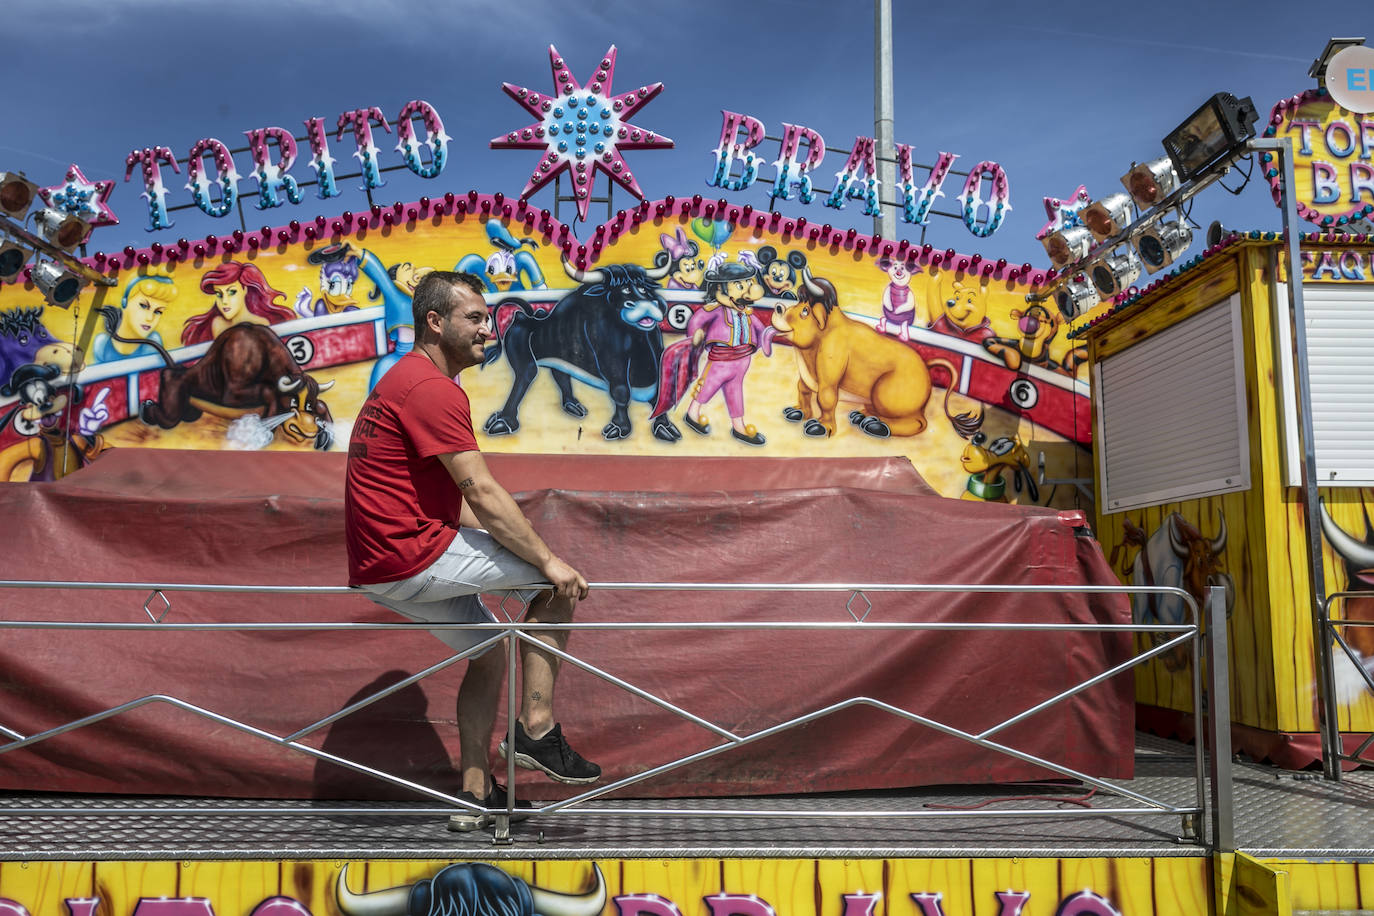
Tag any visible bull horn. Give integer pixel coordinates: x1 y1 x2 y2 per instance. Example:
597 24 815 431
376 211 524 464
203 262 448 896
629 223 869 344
530 864 606 916
317 379 336 392
1319 499 1374 569
644 258 672 281
277 375 305 393
1209 508 1227 555
801 266 823 298
336 863 411 916
562 259 605 285
1167 513 1186 557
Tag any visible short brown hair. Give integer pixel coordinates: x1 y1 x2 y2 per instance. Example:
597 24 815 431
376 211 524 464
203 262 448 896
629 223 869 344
412 271 486 340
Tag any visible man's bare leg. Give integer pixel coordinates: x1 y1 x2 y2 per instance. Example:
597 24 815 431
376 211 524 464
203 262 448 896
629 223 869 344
518 589 573 739
456 645 506 796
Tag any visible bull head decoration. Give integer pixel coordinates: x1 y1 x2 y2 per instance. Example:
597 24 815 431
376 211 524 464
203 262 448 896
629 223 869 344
1320 498 1374 573
337 862 606 916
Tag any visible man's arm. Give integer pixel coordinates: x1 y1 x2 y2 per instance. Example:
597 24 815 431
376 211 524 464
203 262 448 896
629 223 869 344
438 450 588 600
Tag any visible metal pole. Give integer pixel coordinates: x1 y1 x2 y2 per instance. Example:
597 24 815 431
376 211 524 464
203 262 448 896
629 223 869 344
874 0 896 241
1206 585 1234 852
1251 137 1340 780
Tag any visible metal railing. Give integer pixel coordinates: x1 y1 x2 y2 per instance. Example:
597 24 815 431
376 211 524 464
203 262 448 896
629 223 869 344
0 579 1231 848
1317 591 1374 774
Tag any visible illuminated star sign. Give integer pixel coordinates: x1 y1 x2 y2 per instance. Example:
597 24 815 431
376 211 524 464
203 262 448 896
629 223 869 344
40 163 119 228
492 44 673 222
1036 184 1091 240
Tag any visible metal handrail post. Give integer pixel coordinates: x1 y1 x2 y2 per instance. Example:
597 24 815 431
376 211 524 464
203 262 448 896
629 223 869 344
1250 136 1340 780
1206 584 1234 852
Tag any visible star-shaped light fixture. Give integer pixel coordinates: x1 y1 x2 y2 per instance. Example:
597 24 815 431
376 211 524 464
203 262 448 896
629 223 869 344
491 45 673 222
40 163 118 229
1036 184 1090 240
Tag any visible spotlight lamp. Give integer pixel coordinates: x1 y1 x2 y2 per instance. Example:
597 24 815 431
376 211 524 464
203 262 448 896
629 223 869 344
0 172 40 220
34 207 91 252
1136 220 1194 273
31 259 84 308
1162 92 1259 183
0 239 30 280
1042 225 1094 269
1055 275 1097 320
1089 250 1142 300
1121 157 1179 209
1082 193 1134 242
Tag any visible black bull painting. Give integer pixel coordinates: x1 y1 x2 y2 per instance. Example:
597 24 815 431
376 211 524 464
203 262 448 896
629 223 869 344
481 259 682 442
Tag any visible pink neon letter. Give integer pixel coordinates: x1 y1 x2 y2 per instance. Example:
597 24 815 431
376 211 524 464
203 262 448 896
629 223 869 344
823 135 880 216
131 899 216 916
771 122 826 204
909 893 945 916
1055 890 1121 916
336 107 392 190
993 891 1030 916
898 144 958 225
123 145 181 231
248 898 312 916
303 116 341 200
244 127 302 210
613 895 683 916
709 110 766 192
65 900 100 916
704 894 775 916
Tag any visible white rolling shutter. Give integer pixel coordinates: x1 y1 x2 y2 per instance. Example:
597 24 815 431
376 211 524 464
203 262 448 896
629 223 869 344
1276 281 1374 486
1095 294 1250 512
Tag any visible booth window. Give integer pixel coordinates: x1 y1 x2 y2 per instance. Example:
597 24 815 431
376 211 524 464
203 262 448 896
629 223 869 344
1095 293 1250 512
1275 280 1374 487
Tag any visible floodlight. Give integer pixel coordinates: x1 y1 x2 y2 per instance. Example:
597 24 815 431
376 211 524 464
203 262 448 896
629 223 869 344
0 239 30 280
31 259 84 308
1082 193 1133 242
1343 214 1374 235
1054 275 1097 320
1042 225 1094 269
1162 92 1259 183
33 207 91 252
0 172 40 220
1121 158 1179 209
1136 220 1194 273
1309 37 1365 82
1089 250 1142 300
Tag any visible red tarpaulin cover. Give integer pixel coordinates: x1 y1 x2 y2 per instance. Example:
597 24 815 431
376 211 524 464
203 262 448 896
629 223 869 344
0 448 1133 799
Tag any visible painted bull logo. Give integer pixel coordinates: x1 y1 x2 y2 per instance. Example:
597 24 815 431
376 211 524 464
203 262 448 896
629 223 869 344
1318 499 1374 699
1116 510 1234 671
337 862 605 916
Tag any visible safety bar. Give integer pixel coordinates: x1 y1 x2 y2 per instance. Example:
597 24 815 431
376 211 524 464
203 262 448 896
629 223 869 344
0 579 1230 849
1316 591 1374 776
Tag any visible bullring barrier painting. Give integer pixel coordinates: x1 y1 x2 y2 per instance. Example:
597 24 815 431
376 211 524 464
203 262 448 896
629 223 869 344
0 202 1090 505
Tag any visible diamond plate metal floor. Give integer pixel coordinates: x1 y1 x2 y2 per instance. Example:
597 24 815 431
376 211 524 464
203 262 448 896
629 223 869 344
0 735 1369 860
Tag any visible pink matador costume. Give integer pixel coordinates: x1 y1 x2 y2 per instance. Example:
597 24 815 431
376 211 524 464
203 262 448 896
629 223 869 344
684 304 778 420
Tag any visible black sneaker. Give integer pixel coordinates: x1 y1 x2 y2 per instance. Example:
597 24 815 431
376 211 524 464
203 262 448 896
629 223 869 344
447 782 532 832
498 721 602 785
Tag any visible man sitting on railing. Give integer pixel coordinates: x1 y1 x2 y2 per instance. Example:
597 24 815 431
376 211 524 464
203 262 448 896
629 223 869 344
344 270 600 831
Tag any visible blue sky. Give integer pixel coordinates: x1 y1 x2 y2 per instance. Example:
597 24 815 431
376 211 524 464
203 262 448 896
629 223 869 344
1 0 1364 270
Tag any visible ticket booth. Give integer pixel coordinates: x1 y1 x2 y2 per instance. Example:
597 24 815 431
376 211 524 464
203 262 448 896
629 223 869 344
1077 234 1374 766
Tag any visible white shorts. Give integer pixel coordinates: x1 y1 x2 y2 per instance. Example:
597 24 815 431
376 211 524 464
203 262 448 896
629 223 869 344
359 527 547 655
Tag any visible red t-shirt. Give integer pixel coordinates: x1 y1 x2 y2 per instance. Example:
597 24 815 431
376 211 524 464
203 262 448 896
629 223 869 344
344 351 479 585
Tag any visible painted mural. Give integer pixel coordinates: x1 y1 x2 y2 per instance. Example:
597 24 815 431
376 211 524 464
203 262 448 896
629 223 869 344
0 201 1090 504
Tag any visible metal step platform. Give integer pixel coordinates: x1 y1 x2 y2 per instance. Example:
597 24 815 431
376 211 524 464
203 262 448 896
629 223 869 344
1 735 1369 861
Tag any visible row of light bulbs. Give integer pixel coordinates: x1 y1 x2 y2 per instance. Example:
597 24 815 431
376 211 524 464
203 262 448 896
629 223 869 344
0 172 94 308
1042 157 1195 319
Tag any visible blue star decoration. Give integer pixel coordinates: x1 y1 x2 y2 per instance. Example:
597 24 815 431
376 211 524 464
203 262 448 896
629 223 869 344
40 164 118 229
1036 184 1090 240
491 45 673 222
